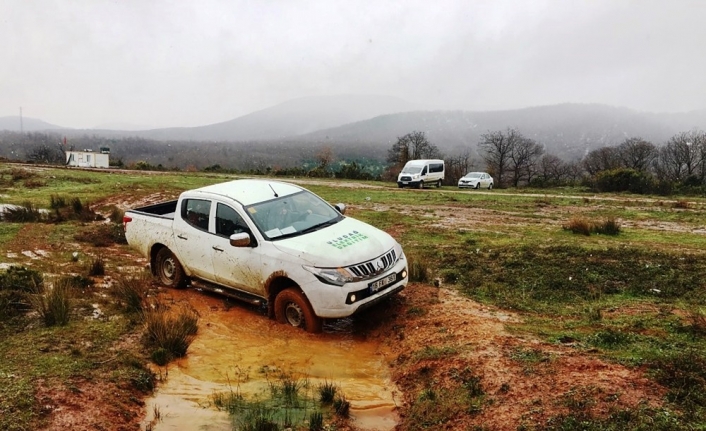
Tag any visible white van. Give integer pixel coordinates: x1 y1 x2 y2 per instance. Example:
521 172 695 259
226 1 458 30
397 159 445 188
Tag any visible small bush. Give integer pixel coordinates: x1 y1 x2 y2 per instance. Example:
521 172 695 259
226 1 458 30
88 255 105 276
1 202 45 223
589 329 633 349
50 195 67 209
143 305 199 363
317 381 337 404
408 256 429 282
0 266 43 319
673 200 689 209
33 277 72 326
108 206 124 224
10 168 35 181
333 395 350 417
563 218 621 236
564 217 592 236
593 218 621 235
112 275 148 313
309 411 323 431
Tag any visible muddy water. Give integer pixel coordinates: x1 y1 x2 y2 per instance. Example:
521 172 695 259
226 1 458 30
141 289 398 431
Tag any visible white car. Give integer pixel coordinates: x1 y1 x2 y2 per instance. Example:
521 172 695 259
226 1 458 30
458 172 494 189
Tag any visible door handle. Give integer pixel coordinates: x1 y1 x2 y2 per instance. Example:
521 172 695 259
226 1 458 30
177 234 187 240
212 246 224 252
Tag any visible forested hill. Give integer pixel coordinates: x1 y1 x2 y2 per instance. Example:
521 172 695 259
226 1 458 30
2 101 706 162
294 104 706 160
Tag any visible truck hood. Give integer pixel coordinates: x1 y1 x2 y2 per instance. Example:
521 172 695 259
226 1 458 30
272 217 396 267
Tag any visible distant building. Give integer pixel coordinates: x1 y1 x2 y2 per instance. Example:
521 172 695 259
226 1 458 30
66 148 110 168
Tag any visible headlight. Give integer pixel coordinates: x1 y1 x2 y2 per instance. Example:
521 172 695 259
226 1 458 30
302 265 355 286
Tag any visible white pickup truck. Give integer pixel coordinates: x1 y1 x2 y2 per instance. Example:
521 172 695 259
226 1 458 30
123 179 408 332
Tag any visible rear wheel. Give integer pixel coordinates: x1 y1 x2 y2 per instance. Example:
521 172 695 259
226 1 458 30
488 183 493 190
275 288 322 333
155 248 186 289
436 180 441 188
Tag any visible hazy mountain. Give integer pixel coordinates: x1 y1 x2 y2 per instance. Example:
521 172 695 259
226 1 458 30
0 116 64 132
5 99 706 162
123 94 418 141
293 104 706 159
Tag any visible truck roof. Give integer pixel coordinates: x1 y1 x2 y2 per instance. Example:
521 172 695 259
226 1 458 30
192 179 303 206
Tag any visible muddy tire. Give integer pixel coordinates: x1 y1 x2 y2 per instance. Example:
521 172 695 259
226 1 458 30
155 248 186 289
274 288 322 333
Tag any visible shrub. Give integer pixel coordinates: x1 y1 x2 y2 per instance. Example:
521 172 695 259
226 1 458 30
408 256 429 282
593 218 621 235
594 168 655 194
10 168 35 181
333 395 350 417
673 200 689 209
88 255 105 276
50 195 67 209
112 275 148 313
563 218 621 236
317 381 337 404
0 266 43 319
143 305 199 363
33 277 72 326
563 218 592 236
1 202 45 223
309 411 323 431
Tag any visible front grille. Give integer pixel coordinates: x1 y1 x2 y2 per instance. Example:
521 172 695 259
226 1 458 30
400 176 412 181
346 248 397 279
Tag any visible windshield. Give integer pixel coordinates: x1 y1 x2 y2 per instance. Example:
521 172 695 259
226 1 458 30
465 173 482 178
244 190 342 240
401 166 423 174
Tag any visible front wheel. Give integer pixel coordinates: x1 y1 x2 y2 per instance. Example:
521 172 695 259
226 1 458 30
155 248 186 289
475 183 480 189
417 181 424 189
274 288 322 333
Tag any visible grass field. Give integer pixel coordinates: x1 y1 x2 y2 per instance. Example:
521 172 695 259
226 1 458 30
1 163 705 430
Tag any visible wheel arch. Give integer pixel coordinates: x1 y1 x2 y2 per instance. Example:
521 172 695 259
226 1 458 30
149 243 168 276
265 273 300 318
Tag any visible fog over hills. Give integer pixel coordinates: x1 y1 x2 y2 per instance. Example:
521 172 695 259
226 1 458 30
2 96 706 161
0 116 64 132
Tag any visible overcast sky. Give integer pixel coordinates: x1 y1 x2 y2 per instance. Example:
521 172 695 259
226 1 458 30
1 0 705 129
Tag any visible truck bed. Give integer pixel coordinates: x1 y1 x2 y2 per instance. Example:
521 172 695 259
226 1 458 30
130 200 178 219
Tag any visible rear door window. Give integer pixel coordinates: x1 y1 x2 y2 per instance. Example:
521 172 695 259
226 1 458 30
182 199 211 231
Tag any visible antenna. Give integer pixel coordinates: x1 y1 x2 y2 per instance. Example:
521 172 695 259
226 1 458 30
269 183 279 197
19 107 23 133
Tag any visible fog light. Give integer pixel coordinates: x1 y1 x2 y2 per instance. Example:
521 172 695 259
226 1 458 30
350 294 356 303
401 270 407 279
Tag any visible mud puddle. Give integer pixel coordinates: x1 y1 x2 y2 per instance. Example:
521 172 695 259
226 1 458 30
141 289 398 431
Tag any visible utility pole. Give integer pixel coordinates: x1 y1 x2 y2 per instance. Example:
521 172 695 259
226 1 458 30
19 107 23 133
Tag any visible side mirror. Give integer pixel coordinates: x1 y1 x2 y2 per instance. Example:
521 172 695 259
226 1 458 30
230 232 251 247
334 203 346 215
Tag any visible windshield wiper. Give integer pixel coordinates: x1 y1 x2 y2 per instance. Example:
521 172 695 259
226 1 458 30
299 218 341 234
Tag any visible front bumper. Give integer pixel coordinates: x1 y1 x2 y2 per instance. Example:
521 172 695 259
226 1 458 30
303 258 408 318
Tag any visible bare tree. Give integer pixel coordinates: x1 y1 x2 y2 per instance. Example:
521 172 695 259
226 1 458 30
537 154 567 185
478 128 524 188
582 147 621 176
445 150 476 186
656 130 706 182
509 136 544 187
386 131 441 166
617 137 657 172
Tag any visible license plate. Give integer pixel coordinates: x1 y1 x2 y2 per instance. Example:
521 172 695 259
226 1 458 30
370 273 396 293
402 181 408 184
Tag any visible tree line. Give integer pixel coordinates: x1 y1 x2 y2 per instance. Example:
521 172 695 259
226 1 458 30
3 127 706 194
